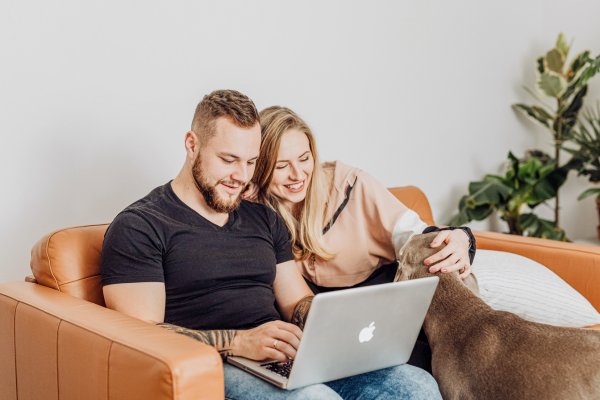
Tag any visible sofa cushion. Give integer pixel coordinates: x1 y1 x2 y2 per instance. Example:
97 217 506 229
30 224 109 306
472 250 600 328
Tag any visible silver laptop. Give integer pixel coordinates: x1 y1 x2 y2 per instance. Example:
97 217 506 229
227 276 438 390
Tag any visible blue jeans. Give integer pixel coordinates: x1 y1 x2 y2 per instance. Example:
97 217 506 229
223 363 442 400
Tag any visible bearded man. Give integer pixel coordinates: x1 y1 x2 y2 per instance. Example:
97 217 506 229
100 90 441 400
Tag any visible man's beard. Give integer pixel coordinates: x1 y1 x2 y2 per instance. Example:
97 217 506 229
191 157 246 214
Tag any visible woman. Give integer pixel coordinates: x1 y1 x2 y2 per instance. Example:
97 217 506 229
245 106 475 372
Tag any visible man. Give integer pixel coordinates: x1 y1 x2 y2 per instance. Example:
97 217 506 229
101 90 441 400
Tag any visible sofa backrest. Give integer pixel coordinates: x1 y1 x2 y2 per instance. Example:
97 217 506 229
388 186 435 226
30 224 109 306
29 186 434 304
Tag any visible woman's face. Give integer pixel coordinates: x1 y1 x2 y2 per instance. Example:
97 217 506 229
268 128 315 209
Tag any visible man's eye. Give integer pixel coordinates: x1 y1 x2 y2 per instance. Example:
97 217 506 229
223 159 234 164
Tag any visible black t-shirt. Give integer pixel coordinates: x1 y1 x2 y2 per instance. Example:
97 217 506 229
101 182 294 330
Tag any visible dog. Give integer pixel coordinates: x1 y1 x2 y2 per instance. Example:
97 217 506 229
395 232 600 400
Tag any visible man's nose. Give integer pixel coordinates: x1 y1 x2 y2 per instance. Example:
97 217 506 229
232 162 251 183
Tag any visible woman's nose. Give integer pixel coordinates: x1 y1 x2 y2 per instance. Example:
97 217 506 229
289 163 302 181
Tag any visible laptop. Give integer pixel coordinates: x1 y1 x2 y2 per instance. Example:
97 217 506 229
227 276 438 390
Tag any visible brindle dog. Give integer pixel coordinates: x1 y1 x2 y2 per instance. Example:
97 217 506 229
395 232 600 400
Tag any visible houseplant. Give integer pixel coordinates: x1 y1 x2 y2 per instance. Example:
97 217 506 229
512 33 600 226
562 103 600 237
450 151 570 241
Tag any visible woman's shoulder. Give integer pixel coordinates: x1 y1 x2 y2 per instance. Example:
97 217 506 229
321 160 362 193
321 160 388 192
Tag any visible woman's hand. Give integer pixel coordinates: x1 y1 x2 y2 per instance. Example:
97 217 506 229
424 230 471 279
242 180 259 200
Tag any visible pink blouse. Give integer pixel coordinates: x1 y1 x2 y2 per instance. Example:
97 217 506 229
296 161 428 287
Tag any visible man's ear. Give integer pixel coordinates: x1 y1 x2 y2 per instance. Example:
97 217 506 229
184 131 200 161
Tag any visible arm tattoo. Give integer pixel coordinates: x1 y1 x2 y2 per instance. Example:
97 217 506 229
291 296 314 331
157 323 238 361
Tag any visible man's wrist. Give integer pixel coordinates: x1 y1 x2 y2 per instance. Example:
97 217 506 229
230 330 244 357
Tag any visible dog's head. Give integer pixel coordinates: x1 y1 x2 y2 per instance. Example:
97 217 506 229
394 232 480 296
394 232 444 282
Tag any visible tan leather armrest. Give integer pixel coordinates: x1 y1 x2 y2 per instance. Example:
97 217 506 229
0 281 223 400
473 230 600 313
24 275 37 284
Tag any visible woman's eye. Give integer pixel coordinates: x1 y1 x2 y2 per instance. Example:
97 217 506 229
300 157 309 162
248 161 256 166
276 165 287 170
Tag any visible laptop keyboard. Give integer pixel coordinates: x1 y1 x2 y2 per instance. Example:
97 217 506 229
260 360 294 379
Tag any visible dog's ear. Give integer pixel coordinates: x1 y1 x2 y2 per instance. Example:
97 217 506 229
461 273 480 297
394 262 406 282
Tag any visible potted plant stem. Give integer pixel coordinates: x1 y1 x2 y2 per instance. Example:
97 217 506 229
512 33 600 227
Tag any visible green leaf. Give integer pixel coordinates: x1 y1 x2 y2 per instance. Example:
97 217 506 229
468 204 495 220
536 56 545 75
518 158 542 180
537 71 567 98
531 105 554 121
467 179 512 206
577 55 600 89
508 151 520 175
567 50 590 81
560 85 588 129
450 195 472 226
556 33 570 57
519 213 568 241
577 187 600 201
546 48 566 73
519 213 540 231
542 229 567 242
512 104 550 128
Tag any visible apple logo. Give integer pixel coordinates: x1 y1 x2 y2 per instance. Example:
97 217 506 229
359 322 376 343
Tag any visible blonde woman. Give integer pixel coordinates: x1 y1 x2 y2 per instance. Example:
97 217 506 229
245 106 475 374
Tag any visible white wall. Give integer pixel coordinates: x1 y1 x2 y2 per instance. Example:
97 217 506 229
1 0 598 283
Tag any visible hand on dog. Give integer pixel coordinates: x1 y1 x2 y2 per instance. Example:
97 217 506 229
425 230 471 279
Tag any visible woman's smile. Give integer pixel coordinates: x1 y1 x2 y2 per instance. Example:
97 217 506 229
284 180 305 192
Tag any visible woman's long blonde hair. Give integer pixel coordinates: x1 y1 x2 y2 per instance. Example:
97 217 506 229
254 106 336 262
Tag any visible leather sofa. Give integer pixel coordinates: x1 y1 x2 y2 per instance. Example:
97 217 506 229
1 186 599 400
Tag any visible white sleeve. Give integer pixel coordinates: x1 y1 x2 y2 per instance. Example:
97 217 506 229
392 209 428 259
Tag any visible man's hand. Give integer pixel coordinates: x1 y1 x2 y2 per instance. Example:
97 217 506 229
424 230 472 280
233 320 303 362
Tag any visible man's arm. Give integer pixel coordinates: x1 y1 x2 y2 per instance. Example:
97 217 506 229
103 281 302 362
156 323 238 360
272 260 314 328
103 282 240 361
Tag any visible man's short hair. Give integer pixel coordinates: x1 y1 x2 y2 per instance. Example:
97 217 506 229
191 90 260 146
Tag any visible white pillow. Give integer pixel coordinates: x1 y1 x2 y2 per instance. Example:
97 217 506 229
471 250 600 328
